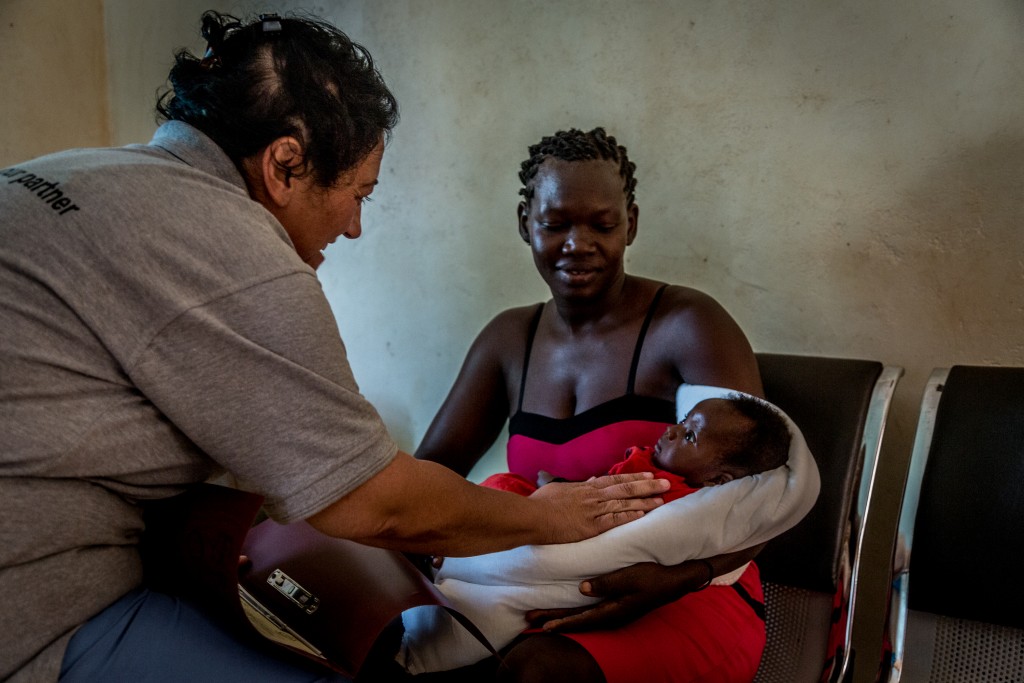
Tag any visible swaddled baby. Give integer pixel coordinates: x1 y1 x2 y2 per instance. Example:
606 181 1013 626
398 386 816 674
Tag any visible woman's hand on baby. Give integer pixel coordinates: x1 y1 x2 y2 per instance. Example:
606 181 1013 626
527 473 669 542
525 561 688 632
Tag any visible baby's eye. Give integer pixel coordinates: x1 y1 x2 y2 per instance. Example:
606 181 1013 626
685 430 696 444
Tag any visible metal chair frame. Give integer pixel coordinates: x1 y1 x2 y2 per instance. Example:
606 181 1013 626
884 366 1024 683
753 354 902 683
885 368 944 683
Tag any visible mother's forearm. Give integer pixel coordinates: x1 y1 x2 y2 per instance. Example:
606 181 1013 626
649 544 765 604
700 543 764 579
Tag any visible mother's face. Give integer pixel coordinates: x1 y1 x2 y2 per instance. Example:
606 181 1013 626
517 158 638 300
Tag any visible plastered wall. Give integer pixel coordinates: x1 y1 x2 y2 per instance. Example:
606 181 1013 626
0 0 108 164
4 2 1023 681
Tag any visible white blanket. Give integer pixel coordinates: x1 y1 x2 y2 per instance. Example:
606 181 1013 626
398 385 820 673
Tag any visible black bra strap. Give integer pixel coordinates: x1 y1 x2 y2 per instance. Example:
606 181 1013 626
626 284 669 394
517 303 546 413
729 581 766 621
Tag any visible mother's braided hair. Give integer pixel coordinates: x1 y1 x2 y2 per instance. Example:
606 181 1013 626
157 11 398 188
517 127 637 207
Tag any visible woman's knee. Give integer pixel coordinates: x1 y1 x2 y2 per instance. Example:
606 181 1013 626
496 634 604 683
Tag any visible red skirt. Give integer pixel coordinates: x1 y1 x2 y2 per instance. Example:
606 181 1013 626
564 563 766 683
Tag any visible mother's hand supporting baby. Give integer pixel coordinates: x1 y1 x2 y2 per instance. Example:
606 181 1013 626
525 545 763 632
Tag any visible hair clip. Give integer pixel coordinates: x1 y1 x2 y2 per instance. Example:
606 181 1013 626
260 13 282 34
200 46 221 70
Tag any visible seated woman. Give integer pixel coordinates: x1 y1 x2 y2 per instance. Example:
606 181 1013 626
401 390 817 674
415 127 820 683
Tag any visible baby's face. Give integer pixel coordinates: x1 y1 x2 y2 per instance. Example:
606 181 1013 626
652 398 748 486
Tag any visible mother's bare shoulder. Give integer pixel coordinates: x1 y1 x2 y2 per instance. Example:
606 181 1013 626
466 302 546 362
652 282 735 324
653 283 761 392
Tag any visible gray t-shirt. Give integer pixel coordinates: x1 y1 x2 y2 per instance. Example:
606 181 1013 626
0 122 398 680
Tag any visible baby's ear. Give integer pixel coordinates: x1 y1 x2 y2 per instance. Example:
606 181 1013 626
708 472 735 487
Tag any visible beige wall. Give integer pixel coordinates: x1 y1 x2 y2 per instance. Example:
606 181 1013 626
6 2 1024 681
0 0 108 165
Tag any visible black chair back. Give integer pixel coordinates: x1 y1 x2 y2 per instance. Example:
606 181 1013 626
754 353 901 683
907 365 1024 627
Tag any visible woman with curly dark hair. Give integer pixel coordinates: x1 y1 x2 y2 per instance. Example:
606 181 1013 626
0 16 667 683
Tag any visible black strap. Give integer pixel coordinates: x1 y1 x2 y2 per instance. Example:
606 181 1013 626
626 284 668 394
729 581 766 621
516 303 546 412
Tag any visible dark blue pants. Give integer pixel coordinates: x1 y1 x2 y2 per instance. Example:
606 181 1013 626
60 588 351 682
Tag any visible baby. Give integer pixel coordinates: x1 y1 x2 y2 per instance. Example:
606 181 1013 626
398 391 796 674
485 394 791 502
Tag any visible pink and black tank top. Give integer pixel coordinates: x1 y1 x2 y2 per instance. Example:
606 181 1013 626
507 285 678 483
